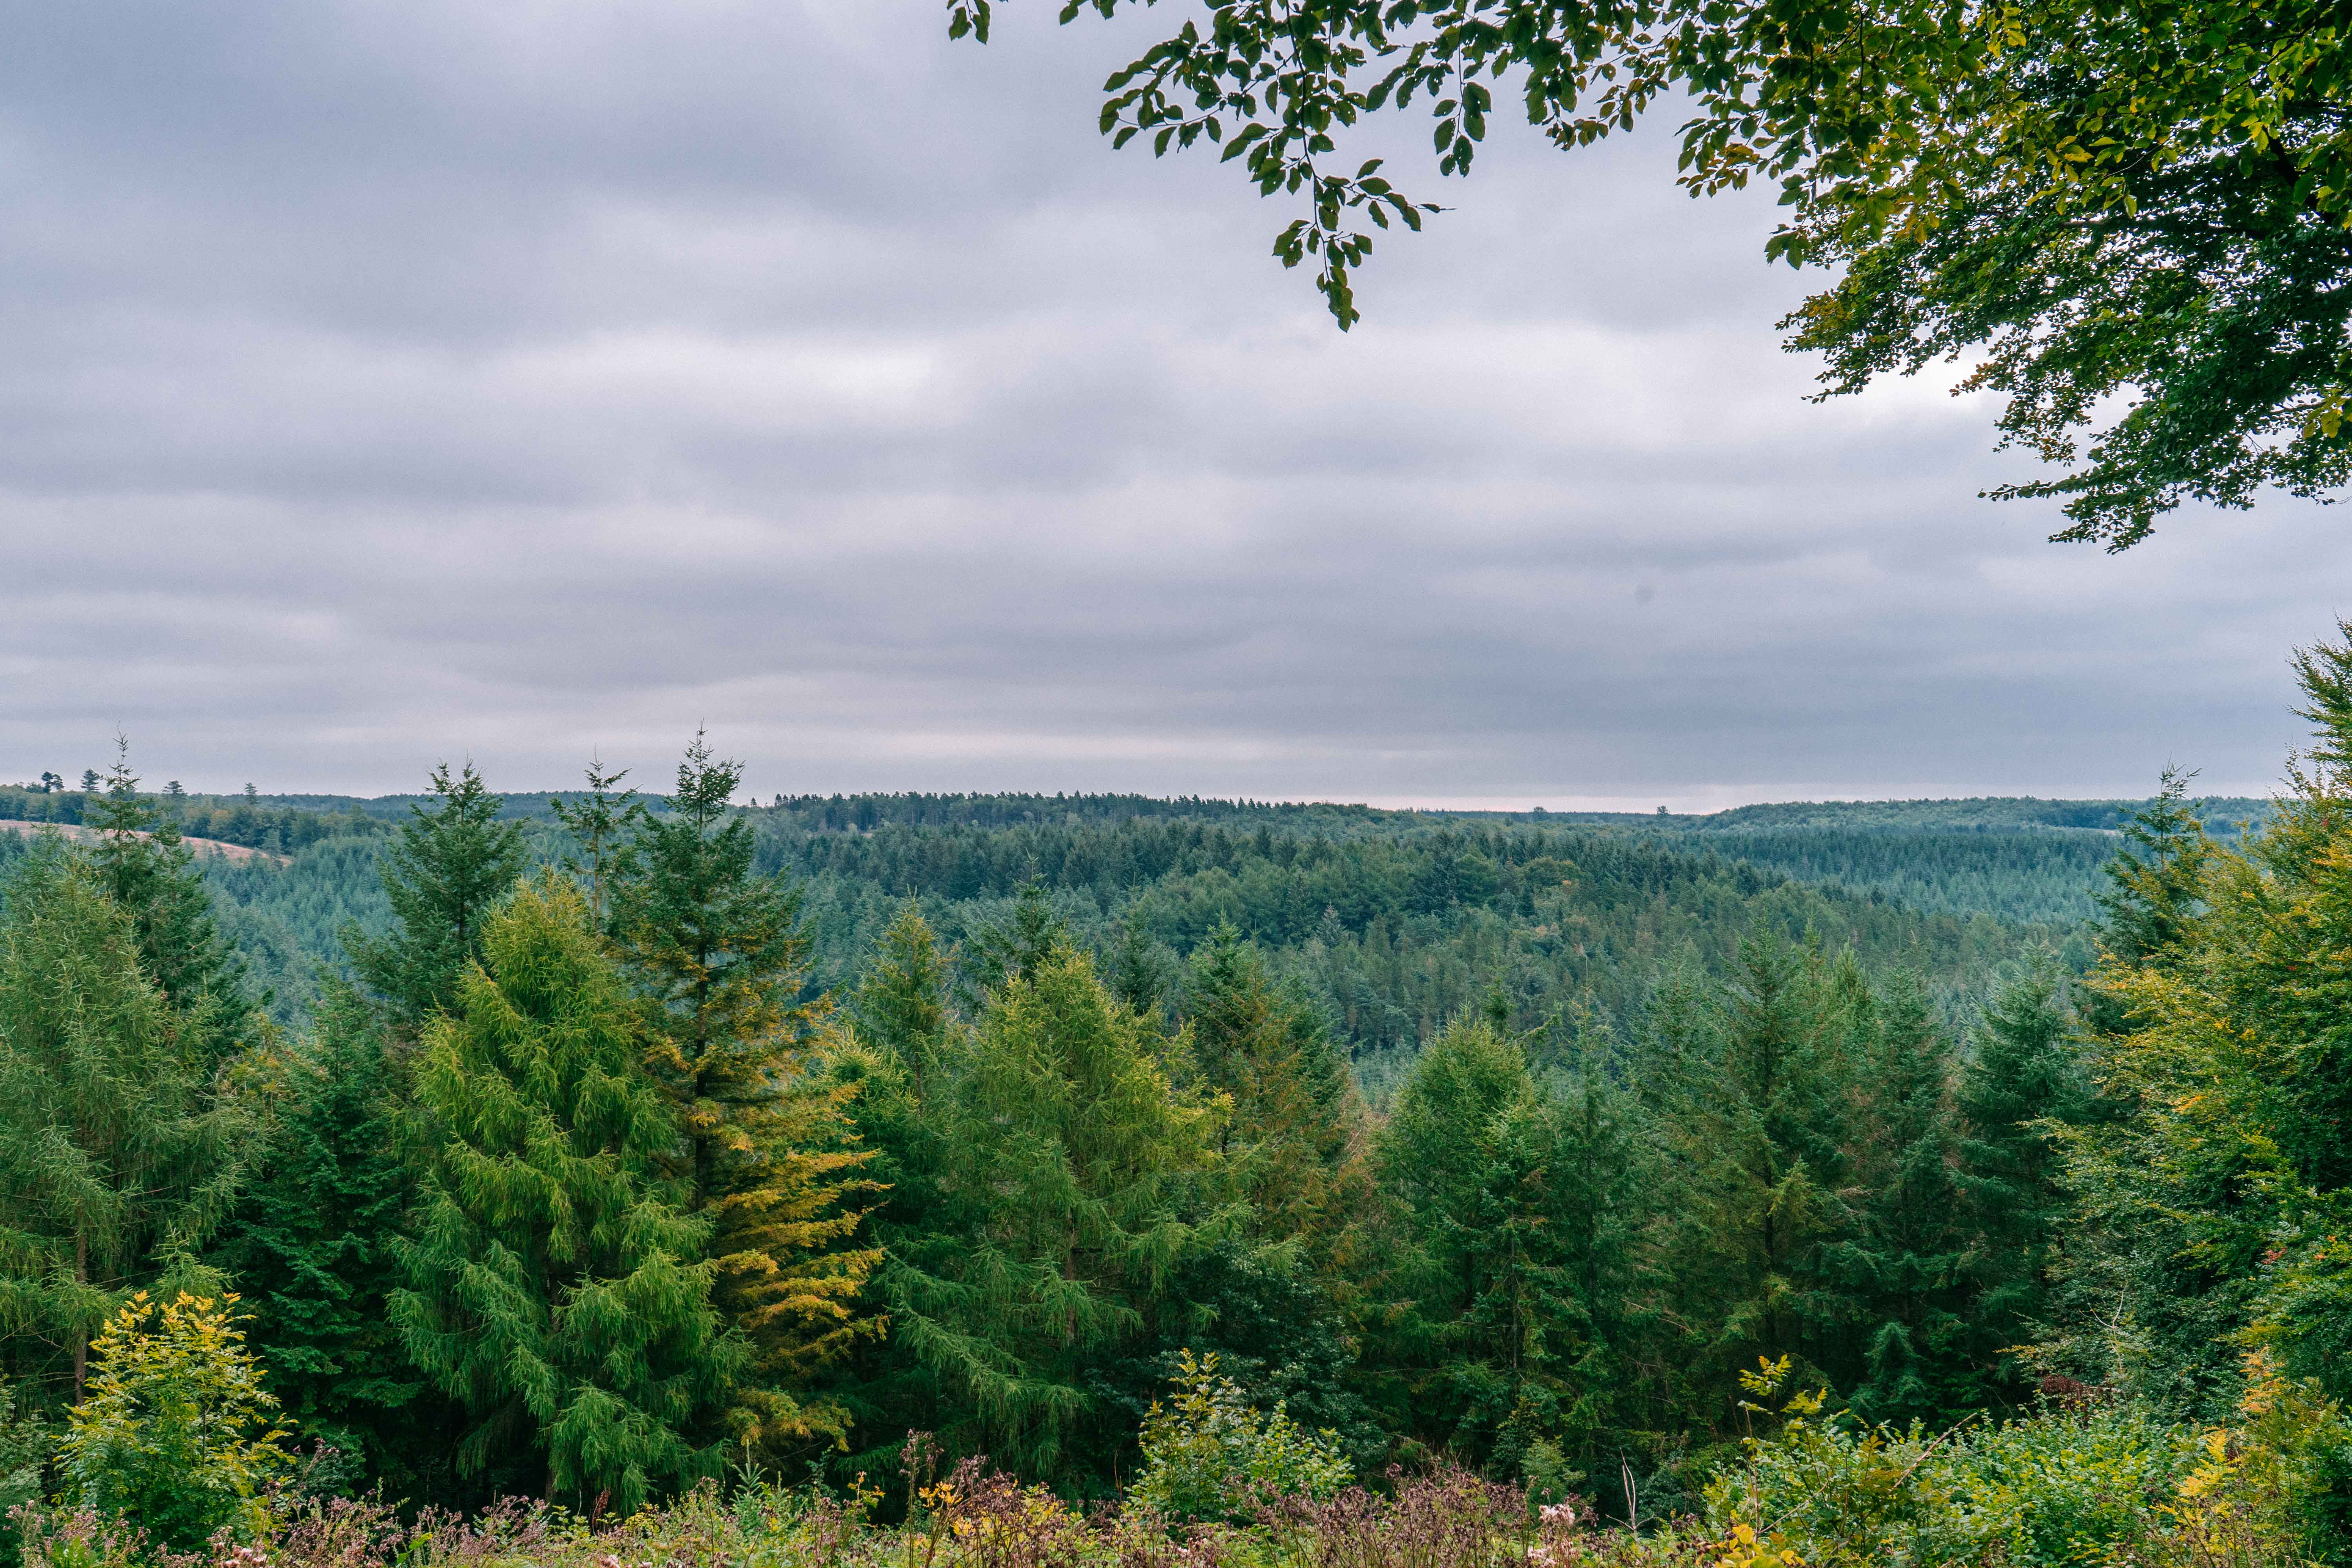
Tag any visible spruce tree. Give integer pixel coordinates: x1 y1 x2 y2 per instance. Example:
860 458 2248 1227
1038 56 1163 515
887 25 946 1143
85 744 254 1061
1835 971 1981 1427
607 737 876 1451
204 979 451 1498
346 763 527 1032
550 759 642 928
1646 936 1860 1413
853 901 953 1093
2081 768 2213 1034
0 846 252 1408
1952 965 2089 1394
1371 1016 1648 1494
1180 922 1360 1258
820 904 959 1472
391 875 739 1512
878 939 1212 1486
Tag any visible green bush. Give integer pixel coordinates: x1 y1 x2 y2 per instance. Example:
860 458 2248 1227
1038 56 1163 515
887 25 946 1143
54 1293 289 1552
1710 1353 2349 1567
1129 1350 1352 1523
0 1379 50 1568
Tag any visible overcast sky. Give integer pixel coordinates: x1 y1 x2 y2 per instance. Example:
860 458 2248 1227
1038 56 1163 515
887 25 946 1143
2 0 2342 810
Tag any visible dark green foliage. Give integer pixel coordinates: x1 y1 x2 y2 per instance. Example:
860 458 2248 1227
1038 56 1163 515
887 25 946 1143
391 875 739 1512
1371 1017 1655 1492
1953 965 2091 1383
0 847 253 1412
859 938 1210 1490
85 748 258 1062
16 760 2345 1530
1646 940 1865 1412
202 980 455 1500
347 764 528 1032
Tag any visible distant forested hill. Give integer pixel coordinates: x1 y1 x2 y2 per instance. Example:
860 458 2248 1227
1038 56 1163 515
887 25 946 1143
4 782 2164 1078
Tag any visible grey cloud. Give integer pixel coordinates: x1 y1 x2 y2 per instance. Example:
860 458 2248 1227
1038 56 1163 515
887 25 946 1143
0 0 2340 806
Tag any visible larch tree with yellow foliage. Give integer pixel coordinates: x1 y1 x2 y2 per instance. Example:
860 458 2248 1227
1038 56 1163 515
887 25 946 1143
605 737 878 1455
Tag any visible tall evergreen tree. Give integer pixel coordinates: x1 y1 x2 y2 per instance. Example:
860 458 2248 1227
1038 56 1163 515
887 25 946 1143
1371 1017 1650 1493
877 940 1212 1487
2051 627 2352 1414
1180 922 1361 1259
85 743 254 1062
347 763 527 1032
820 904 960 1472
550 759 642 929
1646 938 1860 1415
1953 964 2091 1396
607 737 876 1452
1835 972 1981 1427
0 847 252 1408
204 979 452 1499
2080 768 2214 1035
392 875 740 1512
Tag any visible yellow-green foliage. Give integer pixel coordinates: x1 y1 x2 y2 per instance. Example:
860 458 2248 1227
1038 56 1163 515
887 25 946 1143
1130 1350 1352 1522
55 1292 288 1551
1708 1353 2343 1567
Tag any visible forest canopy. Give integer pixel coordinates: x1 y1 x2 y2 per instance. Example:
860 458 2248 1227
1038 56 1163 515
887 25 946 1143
7 635 2352 1559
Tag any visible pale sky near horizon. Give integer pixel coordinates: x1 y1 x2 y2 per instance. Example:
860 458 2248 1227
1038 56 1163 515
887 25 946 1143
3 1 2344 813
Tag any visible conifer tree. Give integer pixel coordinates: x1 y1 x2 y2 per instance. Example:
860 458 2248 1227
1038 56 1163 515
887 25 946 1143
819 904 959 1471
392 875 739 1511
204 979 451 1497
1646 937 1860 1411
960 880 1063 1007
551 759 642 929
1105 920 1172 1021
854 902 953 1092
2080 768 2213 1034
1180 923 1359 1256
879 940 1212 1485
1953 965 2089 1392
607 737 875 1451
347 763 527 1032
85 743 254 1061
0 847 252 1408
2048 626 2352 1412
1372 1017 1648 1490
1835 972 1980 1427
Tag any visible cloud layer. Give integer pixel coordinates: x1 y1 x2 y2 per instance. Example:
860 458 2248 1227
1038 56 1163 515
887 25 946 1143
2 0 2341 806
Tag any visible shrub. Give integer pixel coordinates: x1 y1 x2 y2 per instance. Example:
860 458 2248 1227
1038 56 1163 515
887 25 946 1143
1130 1351 1352 1523
54 1293 289 1552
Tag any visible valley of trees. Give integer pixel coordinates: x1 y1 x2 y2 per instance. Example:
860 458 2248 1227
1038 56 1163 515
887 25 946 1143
6 641 2352 1559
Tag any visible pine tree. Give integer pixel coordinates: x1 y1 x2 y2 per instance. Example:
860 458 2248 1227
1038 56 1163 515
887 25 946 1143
1180 922 1359 1257
2080 768 2213 1035
85 742 254 1061
818 904 959 1472
0 846 252 1409
346 763 527 1032
204 979 452 1498
2044 626 2352 1412
1370 1016 1648 1492
391 874 740 1512
1105 920 1172 1021
960 880 1063 1007
878 940 1212 1486
854 902 953 1093
1646 937 1860 1414
607 737 876 1452
551 759 642 929
1953 965 2089 1390
1835 971 1981 1427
